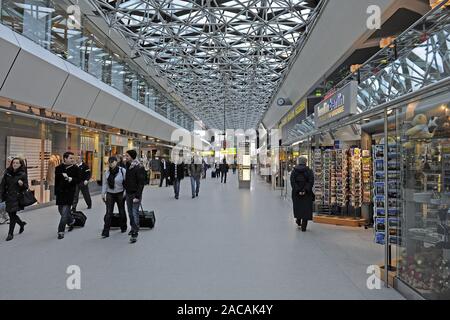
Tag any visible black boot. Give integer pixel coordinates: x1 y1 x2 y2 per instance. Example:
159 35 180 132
19 221 27 234
101 230 109 238
6 234 13 241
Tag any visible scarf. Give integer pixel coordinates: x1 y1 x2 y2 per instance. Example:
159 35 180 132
108 166 119 189
129 159 141 170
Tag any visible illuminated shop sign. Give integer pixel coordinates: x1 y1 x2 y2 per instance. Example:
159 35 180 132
315 81 358 128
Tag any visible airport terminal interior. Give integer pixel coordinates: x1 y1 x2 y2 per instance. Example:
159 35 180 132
0 0 449 300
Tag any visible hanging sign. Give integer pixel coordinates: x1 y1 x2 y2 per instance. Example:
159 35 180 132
315 81 358 128
110 134 128 147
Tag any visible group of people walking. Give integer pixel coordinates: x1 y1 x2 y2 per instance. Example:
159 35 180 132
0 149 147 243
1 151 315 242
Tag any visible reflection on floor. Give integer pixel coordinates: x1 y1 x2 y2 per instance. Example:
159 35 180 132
0 172 403 299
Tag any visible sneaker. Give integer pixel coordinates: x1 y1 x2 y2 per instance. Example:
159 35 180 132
6 234 13 241
19 221 27 234
101 230 109 238
57 233 64 240
128 231 133 236
192 195 195 199
130 235 137 243
196 193 198 197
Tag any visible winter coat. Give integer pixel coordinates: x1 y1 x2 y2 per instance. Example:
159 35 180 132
123 161 146 200
169 163 185 181
55 164 81 205
188 163 202 179
0 167 28 213
290 164 315 220
220 163 229 173
76 162 91 183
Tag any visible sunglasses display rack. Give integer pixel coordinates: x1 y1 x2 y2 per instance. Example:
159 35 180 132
362 150 372 204
313 149 324 205
373 143 402 245
335 149 349 208
349 148 362 208
330 150 337 205
323 150 332 206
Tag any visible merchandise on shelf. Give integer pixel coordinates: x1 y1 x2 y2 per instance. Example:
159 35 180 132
349 148 362 208
373 143 402 246
335 149 349 208
362 150 372 204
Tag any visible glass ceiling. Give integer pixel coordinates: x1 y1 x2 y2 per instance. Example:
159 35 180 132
90 0 323 129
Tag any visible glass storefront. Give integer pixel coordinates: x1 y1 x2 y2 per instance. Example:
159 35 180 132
396 92 450 299
0 0 194 131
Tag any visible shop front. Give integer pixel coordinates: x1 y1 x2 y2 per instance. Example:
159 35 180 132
291 81 450 299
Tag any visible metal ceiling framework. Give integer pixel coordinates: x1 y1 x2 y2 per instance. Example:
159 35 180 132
89 0 324 130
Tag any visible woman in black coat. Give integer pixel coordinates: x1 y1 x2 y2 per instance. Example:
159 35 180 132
290 157 315 232
0 158 28 241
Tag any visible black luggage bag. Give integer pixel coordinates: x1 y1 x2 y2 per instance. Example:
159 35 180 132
72 211 87 227
110 213 121 228
139 206 155 229
211 171 216 178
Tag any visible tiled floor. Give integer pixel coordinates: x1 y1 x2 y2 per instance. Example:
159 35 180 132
0 172 403 300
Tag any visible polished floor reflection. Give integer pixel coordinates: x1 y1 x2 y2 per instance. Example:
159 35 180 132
0 173 403 299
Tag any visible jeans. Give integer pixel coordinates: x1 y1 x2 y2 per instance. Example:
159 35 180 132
104 192 127 231
126 194 140 235
58 205 74 233
7 211 24 235
72 183 92 210
173 179 181 198
190 176 200 196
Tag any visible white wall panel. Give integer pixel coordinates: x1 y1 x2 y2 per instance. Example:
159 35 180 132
53 74 100 118
0 49 68 107
111 102 137 130
87 91 122 125
0 24 20 90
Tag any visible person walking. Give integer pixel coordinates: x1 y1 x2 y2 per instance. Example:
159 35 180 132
232 159 237 174
290 157 315 232
55 152 81 240
101 156 127 238
169 159 185 199
72 155 92 212
188 157 202 198
220 158 229 183
159 158 169 187
215 162 221 180
123 150 146 243
0 158 28 241
201 158 207 179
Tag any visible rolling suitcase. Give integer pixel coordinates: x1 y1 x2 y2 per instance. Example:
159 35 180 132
72 211 87 227
110 213 121 228
139 206 155 229
211 171 216 178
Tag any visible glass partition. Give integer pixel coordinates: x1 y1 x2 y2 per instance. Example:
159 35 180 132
0 0 195 131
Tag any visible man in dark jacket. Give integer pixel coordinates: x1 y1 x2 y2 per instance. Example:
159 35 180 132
290 157 315 232
72 155 92 212
124 150 146 243
169 159 185 200
220 158 229 183
159 158 169 187
55 152 81 239
188 157 203 198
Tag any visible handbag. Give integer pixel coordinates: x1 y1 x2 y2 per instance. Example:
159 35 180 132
19 189 38 207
